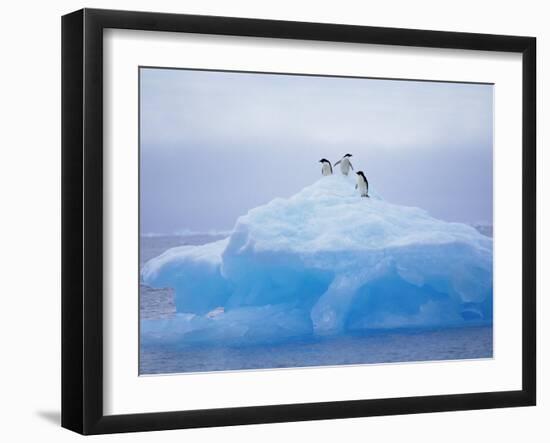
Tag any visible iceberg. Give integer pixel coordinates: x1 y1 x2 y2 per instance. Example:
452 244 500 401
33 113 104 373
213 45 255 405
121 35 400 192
142 175 492 345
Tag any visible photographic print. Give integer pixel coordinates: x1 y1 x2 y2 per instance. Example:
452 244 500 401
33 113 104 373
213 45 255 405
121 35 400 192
139 67 494 375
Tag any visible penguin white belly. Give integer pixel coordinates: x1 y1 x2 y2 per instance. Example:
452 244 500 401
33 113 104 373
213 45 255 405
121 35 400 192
340 158 351 175
322 163 332 176
357 179 368 197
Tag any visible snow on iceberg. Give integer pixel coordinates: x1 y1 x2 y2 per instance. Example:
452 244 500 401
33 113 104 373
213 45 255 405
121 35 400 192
141 175 492 344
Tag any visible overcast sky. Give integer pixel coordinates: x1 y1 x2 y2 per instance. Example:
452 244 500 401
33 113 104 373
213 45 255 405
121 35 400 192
140 68 493 234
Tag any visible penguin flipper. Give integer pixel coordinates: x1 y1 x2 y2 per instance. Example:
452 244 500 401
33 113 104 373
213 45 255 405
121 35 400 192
350 162 354 170
334 160 341 166
355 184 358 189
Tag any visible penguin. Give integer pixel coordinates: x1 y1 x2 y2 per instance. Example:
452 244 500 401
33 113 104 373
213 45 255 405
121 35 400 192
319 158 333 176
356 171 369 198
334 153 354 175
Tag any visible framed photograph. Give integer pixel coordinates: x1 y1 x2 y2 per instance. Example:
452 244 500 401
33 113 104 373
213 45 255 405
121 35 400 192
61 8 536 435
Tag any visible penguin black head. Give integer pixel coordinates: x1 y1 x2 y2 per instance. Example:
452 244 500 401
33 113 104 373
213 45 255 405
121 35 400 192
356 171 366 179
319 158 330 163
344 153 353 158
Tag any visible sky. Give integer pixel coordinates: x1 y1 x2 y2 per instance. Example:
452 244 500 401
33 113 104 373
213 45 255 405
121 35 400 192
140 67 493 234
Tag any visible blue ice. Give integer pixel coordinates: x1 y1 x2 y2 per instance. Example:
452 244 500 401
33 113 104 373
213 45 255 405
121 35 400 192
141 175 492 344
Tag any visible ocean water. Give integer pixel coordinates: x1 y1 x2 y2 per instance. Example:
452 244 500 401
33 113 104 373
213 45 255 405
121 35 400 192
140 326 492 374
139 232 493 375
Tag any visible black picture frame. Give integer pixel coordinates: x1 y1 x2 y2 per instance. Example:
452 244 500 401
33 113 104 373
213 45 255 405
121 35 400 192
62 8 536 435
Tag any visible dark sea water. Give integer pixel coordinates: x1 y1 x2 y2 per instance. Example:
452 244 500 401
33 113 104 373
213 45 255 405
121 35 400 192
140 326 492 375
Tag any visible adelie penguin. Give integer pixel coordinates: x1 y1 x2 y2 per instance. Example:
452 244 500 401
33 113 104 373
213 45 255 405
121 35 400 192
334 153 354 176
319 158 333 176
356 171 369 198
